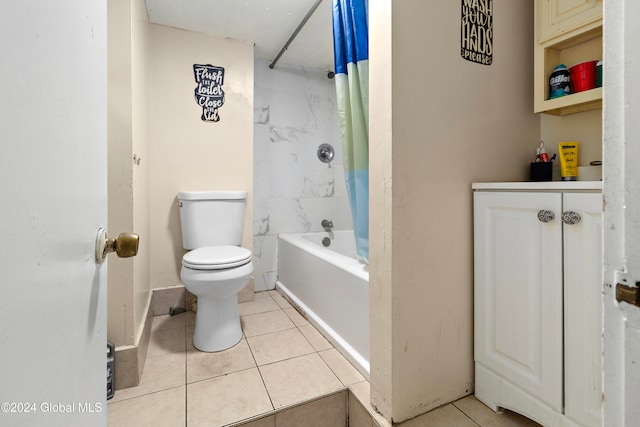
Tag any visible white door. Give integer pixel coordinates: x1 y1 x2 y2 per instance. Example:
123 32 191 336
474 191 563 411
0 2 108 426
603 1 640 426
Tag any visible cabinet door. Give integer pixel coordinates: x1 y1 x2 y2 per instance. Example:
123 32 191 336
563 193 603 427
537 0 603 43
474 192 563 411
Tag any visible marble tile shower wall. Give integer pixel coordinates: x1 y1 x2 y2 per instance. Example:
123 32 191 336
253 59 353 292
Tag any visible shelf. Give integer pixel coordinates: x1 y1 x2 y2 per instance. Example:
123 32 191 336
542 23 602 51
536 87 602 115
534 6 603 116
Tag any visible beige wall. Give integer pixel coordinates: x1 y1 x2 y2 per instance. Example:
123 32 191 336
541 110 602 167
147 25 254 290
107 0 132 346
370 0 540 422
369 0 393 418
107 0 151 347
131 0 151 339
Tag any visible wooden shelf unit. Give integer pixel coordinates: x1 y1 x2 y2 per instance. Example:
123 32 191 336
534 2 603 115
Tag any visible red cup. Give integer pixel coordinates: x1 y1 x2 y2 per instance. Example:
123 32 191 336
570 61 598 93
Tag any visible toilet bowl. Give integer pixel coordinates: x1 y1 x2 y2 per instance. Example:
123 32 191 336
181 246 253 352
177 190 252 352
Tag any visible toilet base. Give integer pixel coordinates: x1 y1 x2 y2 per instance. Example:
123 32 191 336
191 293 242 352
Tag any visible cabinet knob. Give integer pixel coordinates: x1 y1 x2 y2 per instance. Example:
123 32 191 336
562 211 582 225
537 210 555 223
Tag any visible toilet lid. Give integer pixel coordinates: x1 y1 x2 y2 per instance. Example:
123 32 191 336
182 246 252 270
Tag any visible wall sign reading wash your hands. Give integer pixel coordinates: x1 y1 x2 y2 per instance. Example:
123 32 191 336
461 0 493 65
193 64 225 122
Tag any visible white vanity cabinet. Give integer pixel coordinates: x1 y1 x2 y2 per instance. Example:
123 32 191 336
473 182 602 427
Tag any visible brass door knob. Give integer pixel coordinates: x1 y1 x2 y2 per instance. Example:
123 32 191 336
95 228 139 264
108 232 139 258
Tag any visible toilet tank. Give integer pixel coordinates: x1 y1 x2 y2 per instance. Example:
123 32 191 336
177 191 247 249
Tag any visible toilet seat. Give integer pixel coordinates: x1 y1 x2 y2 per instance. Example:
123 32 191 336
182 246 252 270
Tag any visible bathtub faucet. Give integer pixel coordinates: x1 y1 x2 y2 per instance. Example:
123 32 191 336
321 219 333 231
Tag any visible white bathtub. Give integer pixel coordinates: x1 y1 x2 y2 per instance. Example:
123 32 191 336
276 230 370 378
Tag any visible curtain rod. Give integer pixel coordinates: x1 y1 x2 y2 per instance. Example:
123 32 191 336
269 0 324 69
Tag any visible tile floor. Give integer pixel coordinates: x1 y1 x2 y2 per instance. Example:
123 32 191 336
107 290 541 427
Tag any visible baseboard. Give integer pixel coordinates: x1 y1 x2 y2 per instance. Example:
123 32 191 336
153 280 256 316
114 292 153 390
153 285 187 316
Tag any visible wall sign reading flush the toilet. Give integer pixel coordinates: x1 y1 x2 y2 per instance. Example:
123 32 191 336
193 64 225 122
460 0 493 66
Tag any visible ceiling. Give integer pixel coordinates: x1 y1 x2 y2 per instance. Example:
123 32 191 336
145 0 335 71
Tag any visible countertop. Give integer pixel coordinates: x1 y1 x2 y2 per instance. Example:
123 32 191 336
472 181 603 191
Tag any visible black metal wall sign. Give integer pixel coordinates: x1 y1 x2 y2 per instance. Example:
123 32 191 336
460 0 493 65
193 64 225 122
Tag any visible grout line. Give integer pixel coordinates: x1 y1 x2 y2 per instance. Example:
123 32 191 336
316 349 349 388
452 405 482 427
244 306 277 413
255 368 276 414
238 296 284 317
241 324 298 339
450 402 482 427
184 366 258 386
184 319 188 426
108 385 186 405
245 332 261 368
250 351 318 370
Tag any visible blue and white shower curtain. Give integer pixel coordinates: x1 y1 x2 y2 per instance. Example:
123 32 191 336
332 0 369 262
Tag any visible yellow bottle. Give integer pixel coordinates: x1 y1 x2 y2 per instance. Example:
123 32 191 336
558 141 579 181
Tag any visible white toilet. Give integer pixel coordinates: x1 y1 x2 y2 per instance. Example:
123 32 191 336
177 190 253 352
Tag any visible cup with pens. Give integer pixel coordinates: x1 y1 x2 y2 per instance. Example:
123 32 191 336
530 141 554 181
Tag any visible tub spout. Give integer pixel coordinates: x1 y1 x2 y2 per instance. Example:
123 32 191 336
321 219 333 231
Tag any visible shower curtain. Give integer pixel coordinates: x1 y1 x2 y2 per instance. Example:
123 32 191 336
332 0 369 262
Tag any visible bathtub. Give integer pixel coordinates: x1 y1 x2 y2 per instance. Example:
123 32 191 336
276 230 370 378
